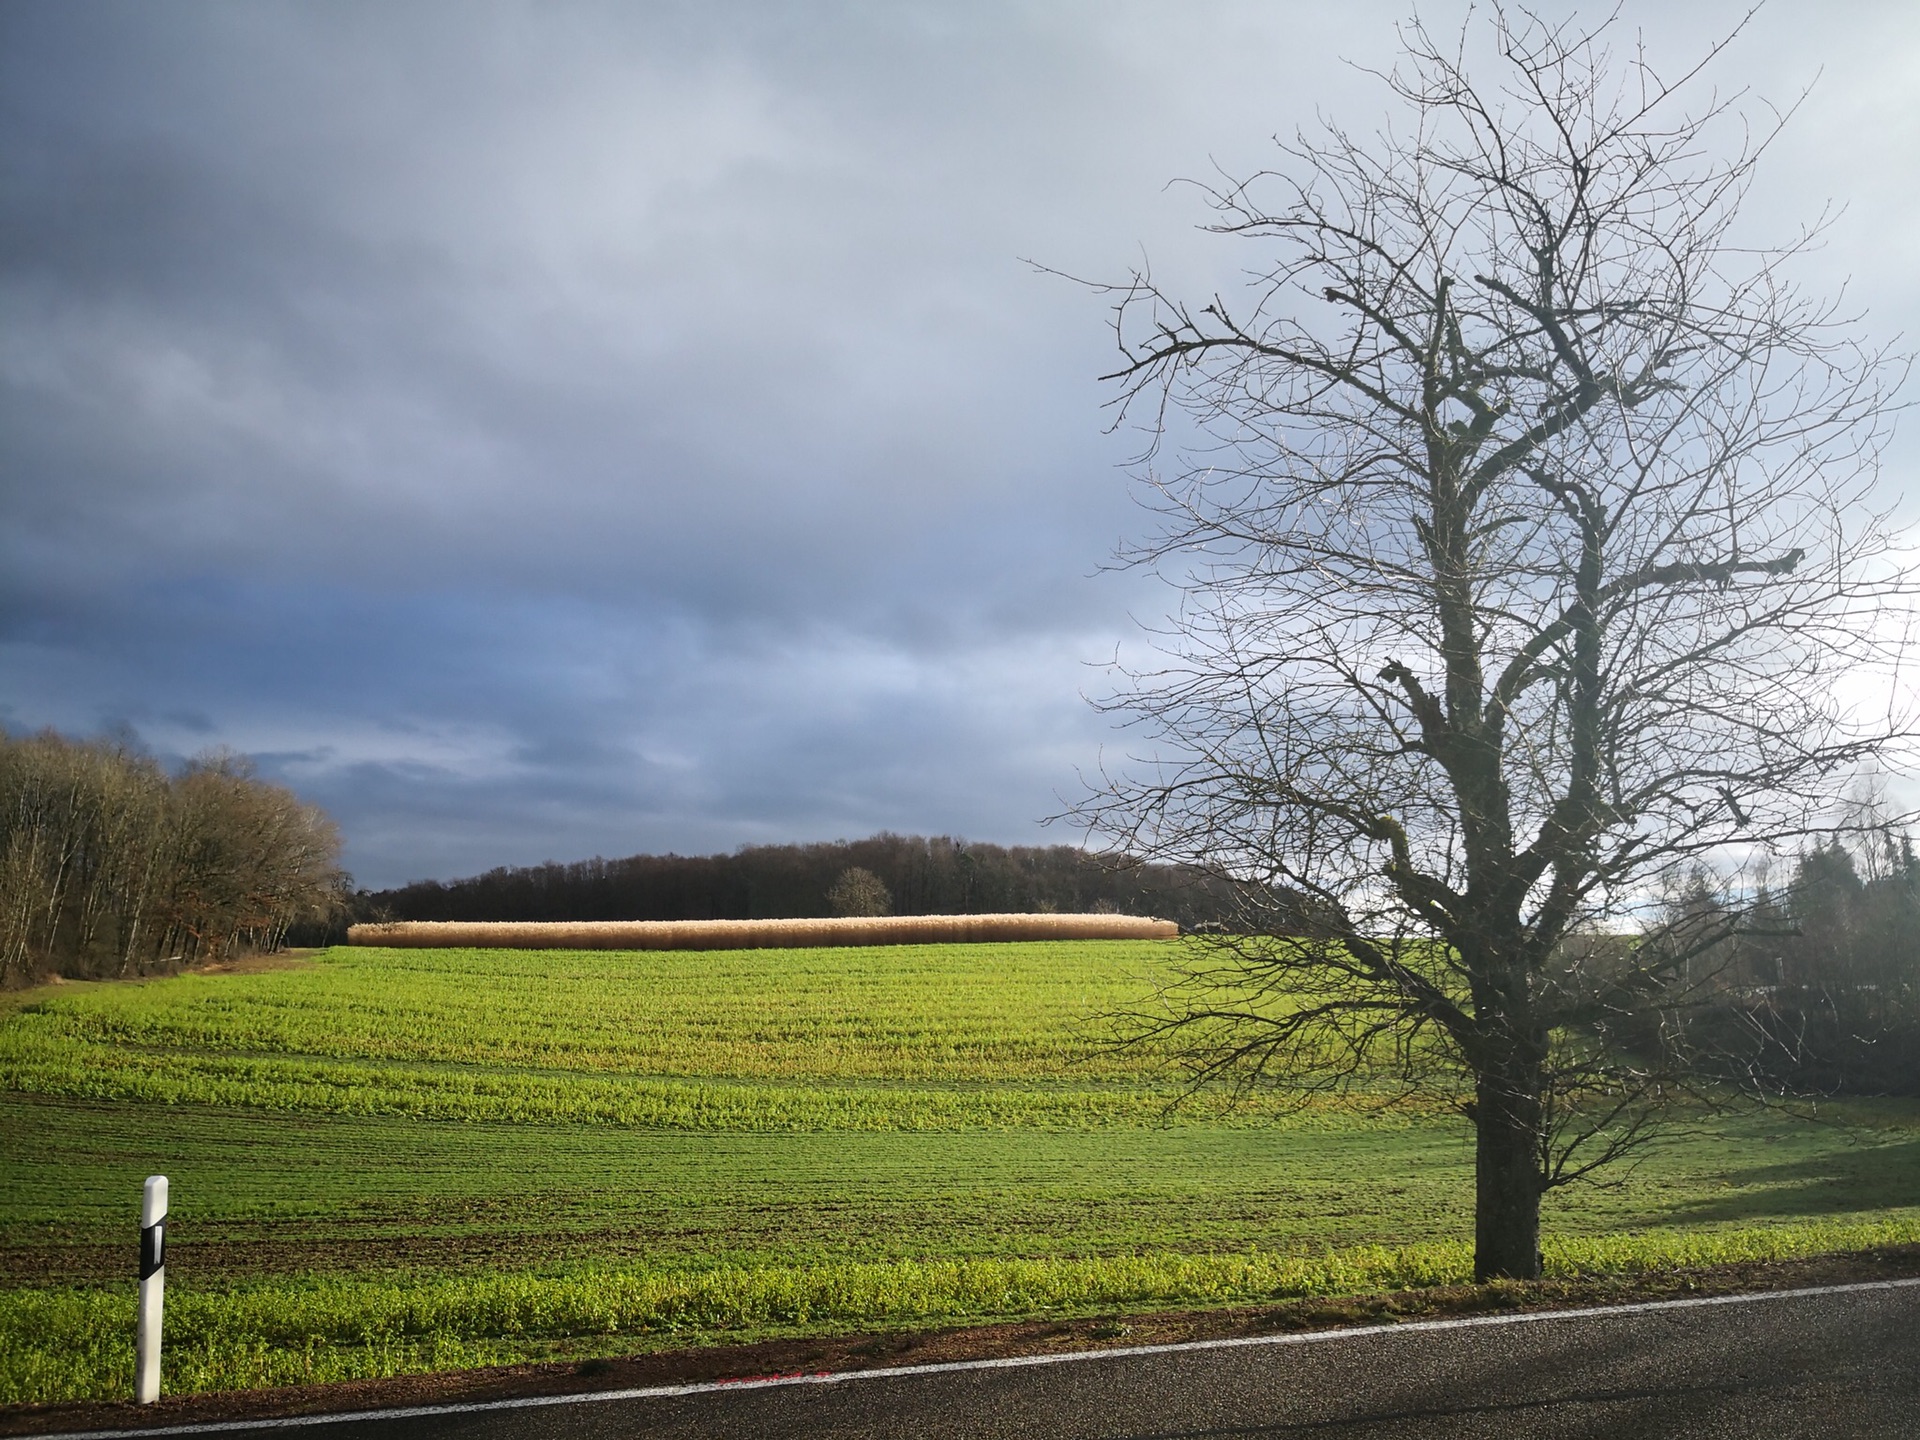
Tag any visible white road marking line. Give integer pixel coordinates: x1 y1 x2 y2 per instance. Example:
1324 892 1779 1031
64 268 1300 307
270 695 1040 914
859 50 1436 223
26 1275 1920 1439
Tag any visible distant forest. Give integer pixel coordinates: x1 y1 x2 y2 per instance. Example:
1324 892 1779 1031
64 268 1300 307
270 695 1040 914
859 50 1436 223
359 833 1244 931
2 729 345 985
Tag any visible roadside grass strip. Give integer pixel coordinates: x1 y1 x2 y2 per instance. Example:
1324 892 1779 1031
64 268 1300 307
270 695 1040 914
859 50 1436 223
8 1219 1920 1405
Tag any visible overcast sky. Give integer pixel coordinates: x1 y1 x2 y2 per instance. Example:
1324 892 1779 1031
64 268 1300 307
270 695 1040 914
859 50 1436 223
3 1 1917 889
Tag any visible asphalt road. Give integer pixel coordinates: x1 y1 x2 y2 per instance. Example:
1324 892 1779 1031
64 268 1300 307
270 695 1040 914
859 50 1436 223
48 1281 1920 1440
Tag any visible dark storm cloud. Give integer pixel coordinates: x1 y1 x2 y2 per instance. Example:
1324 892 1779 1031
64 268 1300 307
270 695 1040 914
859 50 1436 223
3 1 1916 885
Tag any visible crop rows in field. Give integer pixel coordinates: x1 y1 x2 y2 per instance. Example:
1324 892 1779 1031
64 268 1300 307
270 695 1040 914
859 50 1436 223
1 1095 1492 1287
0 1036 1198 1129
6 942 1176 1079
0 941 1329 1129
10 941 1920 1407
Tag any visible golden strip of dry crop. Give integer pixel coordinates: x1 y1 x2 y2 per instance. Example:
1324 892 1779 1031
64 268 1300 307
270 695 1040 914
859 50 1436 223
345 914 1179 950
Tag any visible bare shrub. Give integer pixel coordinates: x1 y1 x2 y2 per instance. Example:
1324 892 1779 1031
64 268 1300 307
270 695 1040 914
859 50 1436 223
827 867 892 918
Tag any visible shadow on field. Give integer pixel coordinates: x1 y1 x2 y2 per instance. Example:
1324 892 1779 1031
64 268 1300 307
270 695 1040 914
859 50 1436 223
1661 1134 1920 1226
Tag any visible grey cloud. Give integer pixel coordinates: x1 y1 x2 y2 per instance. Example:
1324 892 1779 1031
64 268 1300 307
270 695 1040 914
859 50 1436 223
4 1 1914 886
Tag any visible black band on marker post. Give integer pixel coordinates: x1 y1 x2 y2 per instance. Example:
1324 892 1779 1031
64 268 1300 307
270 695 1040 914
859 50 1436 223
140 1221 165 1281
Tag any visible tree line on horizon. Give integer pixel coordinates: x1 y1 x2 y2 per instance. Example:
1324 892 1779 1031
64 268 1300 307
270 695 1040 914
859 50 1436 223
0 729 346 987
356 832 1248 931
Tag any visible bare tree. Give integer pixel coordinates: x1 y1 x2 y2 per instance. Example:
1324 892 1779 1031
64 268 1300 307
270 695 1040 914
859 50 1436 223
826 866 893 918
1075 9 1912 1280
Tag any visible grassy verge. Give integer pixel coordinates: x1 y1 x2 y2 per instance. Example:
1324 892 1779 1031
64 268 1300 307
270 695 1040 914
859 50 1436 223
10 1219 1920 1404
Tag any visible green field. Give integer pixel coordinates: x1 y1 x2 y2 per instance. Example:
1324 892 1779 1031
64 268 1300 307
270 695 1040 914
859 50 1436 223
5 942 1920 1404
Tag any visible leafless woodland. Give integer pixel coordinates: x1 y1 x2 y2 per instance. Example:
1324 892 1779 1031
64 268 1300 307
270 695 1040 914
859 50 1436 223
0 729 345 986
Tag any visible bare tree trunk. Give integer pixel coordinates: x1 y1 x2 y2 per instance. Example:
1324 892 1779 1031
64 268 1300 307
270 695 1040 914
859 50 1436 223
1474 1058 1545 1281
0 830 42 985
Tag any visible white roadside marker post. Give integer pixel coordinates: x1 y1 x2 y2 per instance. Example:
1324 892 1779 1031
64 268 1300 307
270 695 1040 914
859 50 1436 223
136 1175 168 1404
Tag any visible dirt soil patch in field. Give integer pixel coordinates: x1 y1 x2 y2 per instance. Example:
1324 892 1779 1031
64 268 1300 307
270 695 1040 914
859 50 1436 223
9 1246 1920 1437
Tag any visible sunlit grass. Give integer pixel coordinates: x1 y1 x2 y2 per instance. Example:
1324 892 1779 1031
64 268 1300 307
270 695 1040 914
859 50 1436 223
5 943 1177 1081
0 941 1336 1129
9 1217 1920 1404
7 941 1920 1406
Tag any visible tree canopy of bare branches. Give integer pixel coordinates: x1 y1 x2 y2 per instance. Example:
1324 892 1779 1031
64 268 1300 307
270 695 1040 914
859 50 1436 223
1076 9 1913 1280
